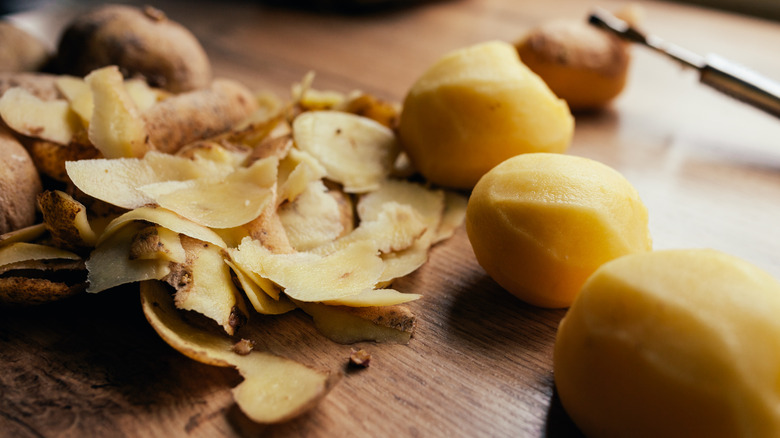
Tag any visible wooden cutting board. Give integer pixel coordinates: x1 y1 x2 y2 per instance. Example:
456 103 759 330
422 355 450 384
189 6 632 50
3 0 780 436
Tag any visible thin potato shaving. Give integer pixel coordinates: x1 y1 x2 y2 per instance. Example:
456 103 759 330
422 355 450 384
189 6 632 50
85 66 151 158
86 222 170 293
292 110 399 193
66 151 233 209
278 180 346 252
324 288 421 307
2 57 469 426
296 300 416 344
140 157 277 228
225 259 295 315
165 236 247 336
0 242 80 267
230 238 383 302
97 206 227 248
140 281 333 423
0 87 80 145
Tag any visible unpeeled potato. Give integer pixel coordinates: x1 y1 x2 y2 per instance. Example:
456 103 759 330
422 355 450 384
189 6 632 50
55 4 211 93
0 21 51 73
0 127 42 234
515 6 642 110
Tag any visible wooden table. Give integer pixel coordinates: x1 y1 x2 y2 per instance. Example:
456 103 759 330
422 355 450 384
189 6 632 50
3 0 780 436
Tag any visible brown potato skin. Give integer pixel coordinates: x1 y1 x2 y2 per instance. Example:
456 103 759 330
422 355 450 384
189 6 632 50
0 126 43 234
144 79 259 154
516 20 630 111
0 21 51 73
0 72 62 101
55 4 211 93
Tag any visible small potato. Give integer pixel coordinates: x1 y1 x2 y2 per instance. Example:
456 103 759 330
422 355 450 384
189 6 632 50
516 21 629 111
55 4 211 93
0 127 42 234
515 7 641 110
466 153 651 308
0 21 51 73
398 41 573 189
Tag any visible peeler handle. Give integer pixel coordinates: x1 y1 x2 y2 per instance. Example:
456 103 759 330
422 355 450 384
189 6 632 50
700 54 780 119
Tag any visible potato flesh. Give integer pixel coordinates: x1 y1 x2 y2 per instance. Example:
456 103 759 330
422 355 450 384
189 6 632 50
554 249 780 438
398 40 574 189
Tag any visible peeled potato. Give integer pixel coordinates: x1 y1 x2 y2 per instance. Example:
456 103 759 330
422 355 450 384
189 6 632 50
398 40 574 189
555 249 780 438
466 153 651 308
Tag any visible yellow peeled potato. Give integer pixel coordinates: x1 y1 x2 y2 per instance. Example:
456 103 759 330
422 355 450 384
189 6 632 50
398 40 573 189
554 249 780 438
465 153 651 308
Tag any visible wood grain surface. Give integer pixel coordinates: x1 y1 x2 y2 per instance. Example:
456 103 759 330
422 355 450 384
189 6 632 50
3 0 780 437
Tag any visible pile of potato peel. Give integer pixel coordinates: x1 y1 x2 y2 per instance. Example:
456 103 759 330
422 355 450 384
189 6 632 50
0 5 466 424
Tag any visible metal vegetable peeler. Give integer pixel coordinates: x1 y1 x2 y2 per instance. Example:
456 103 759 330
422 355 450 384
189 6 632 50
588 8 780 119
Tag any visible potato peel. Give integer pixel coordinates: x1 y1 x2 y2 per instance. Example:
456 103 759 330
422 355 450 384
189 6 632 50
166 236 247 336
0 242 81 267
97 206 226 248
140 280 334 423
230 238 383 302
292 110 399 193
278 180 346 252
66 151 234 209
0 87 80 145
225 259 295 315
38 190 98 249
296 300 416 344
85 66 151 158
139 157 277 229
86 222 170 293
324 288 421 307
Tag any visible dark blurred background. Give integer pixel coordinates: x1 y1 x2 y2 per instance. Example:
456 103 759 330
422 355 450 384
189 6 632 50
2 0 780 20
